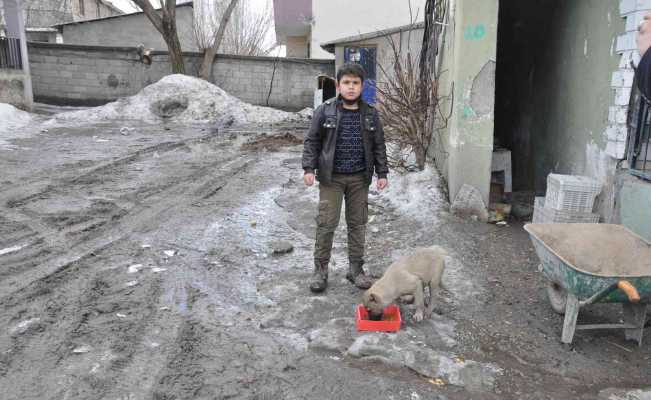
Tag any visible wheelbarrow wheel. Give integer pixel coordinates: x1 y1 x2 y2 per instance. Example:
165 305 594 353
547 281 567 315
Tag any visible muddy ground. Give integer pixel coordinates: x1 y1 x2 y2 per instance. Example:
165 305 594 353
0 120 650 400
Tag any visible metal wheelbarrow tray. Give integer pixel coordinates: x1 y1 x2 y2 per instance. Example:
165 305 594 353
524 223 651 345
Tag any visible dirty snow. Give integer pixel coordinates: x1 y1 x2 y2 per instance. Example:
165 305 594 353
375 165 445 218
46 75 306 126
0 103 38 150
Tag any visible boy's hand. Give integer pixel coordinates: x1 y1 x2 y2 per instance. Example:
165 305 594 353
377 178 388 191
304 173 315 186
638 12 651 57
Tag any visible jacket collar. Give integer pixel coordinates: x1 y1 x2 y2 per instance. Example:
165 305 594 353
335 95 369 113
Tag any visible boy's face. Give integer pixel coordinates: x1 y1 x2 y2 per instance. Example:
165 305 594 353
336 74 363 103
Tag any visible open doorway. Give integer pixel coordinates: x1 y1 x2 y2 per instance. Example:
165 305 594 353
493 0 560 216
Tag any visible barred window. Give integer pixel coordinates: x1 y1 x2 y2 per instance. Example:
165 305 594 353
628 79 651 181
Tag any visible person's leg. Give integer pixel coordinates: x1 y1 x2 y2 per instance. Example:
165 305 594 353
344 173 372 289
311 177 344 292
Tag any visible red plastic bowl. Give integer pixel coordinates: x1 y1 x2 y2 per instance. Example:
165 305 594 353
356 304 401 332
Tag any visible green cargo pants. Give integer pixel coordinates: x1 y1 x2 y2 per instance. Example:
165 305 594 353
314 172 369 267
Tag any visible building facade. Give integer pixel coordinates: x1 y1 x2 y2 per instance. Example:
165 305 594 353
273 0 426 59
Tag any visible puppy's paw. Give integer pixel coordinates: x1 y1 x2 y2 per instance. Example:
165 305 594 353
400 295 415 304
413 310 424 322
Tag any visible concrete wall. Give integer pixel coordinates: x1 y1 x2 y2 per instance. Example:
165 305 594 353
286 35 308 58
311 0 426 59
614 172 651 241
60 5 196 51
72 0 119 21
27 42 334 109
435 0 499 206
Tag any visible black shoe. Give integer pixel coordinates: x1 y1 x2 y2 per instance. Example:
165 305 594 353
310 274 327 293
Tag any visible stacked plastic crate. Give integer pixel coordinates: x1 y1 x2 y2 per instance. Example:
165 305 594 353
532 174 602 223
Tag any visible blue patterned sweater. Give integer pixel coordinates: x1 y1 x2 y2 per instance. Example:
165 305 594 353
333 109 366 173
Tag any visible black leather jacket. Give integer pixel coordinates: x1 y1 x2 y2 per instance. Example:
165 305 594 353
302 96 389 185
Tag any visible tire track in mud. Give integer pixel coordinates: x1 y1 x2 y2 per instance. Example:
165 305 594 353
3 135 220 209
0 124 308 399
0 246 168 399
0 149 253 307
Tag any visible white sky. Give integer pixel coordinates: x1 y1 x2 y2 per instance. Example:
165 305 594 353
107 0 282 54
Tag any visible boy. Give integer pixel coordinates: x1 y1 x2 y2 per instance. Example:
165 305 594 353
302 63 389 293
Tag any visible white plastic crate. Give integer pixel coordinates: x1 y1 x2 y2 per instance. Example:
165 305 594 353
545 174 602 212
533 197 600 223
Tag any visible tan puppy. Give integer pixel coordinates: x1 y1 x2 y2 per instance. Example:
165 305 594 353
362 246 447 322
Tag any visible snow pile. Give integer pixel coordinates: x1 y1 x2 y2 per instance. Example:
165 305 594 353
47 74 306 126
0 103 37 150
0 103 32 132
374 165 445 218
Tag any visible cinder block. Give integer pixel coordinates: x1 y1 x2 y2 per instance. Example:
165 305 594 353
605 140 627 159
609 106 629 124
612 69 635 87
616 32 636 52
605 124 628 141
615 87 633 105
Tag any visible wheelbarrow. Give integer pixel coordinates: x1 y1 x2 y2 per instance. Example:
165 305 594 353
524 223 651 346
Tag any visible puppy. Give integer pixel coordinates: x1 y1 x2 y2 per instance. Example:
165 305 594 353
362 246 447 322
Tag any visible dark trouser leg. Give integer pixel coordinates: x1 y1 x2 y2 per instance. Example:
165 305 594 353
344 173 372 289
311 178 344 292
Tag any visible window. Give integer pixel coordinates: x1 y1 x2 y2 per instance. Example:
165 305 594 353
79 0 85 16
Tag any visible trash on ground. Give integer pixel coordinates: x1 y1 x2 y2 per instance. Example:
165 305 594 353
125 280 139 287
163 250 176 257
151 267 167 273
72 345 92 354
428 378 446 386
127 264 143 273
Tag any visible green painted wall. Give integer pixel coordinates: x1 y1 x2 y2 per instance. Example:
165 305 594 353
616 173 651 241
435 0 499 206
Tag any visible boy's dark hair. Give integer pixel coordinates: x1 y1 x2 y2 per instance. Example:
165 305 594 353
336 63 366 82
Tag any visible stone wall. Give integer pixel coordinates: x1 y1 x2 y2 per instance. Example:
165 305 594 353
27 42 334 110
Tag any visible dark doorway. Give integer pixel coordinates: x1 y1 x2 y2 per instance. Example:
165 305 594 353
494 0 558 194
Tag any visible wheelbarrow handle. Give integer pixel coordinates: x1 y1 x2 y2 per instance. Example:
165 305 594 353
618 280 641 303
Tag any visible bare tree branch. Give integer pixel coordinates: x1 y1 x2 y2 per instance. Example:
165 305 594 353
376 0 449 171
131 0 185 73
198 0 238 80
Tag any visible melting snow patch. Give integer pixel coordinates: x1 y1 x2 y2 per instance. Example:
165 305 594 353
46 74 307 126
0 244 27 256
375 165 445 218
0 103 37 149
